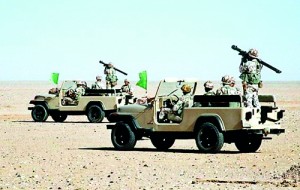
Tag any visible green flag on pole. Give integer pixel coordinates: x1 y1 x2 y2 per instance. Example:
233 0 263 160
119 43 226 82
51 73 59 84
136 71 147 90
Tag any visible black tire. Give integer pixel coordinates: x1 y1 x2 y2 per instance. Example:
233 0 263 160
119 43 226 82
31 104 49 122
51 112 67 122
150 134 175 151
111 122 136 150
195 122 224 153
87 105 105 123
235 135 262 153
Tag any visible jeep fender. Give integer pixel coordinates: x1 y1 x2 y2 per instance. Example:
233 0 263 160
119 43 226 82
107 113 141 131
86 101 105 112
29 101 50 111
194 114 225 132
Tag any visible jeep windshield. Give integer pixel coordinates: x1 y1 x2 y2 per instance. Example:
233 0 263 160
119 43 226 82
155 79 197 97
61 81 77 90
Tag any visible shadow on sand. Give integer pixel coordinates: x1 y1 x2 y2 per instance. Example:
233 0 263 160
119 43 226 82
78 147 249 155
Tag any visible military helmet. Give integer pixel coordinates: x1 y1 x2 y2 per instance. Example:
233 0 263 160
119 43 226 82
181 84 191 93
221 75 231 85
204 81 214 89
248 48 258 58
108 62 114 68
77 81 85 86
124 79 129 83
96 75 102 80
229 76 235 84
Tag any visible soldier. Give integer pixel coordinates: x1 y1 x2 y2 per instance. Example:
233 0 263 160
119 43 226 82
216 75 240 95
75 81 86 100
229 77 242 95
159 84 192 123
104 62 118 89
121 79 133 95
239 48 262 108
92 75 105 89
203 81 215 95
121 79 134 104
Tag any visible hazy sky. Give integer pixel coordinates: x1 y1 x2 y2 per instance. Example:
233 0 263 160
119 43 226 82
1 0 299 82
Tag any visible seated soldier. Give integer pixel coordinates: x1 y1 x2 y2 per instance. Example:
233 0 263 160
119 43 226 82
62 89 77 105
159 84 192 123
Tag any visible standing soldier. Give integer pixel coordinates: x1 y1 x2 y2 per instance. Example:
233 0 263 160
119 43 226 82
239 48 263 108
104 62 118 89
203 81 215 95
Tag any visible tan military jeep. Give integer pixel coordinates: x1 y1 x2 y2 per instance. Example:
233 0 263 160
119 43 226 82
28 80 126 123
107 79 285 153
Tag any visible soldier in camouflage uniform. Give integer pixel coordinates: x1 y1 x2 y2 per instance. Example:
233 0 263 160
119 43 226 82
121 79 134 104
75 81 86 100
121 79 133 95
239 48 262 108
203 81 215 95
92 75 105 89
216 75 241 95
159 84 192 123
104 62 118 89
229 77 242 95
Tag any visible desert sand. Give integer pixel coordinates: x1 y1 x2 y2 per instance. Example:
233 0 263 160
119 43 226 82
0 81 299 189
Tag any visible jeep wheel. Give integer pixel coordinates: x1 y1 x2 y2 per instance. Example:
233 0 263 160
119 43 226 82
111 122 136 150
150 135 175 151
235 135 262 153
87 105 105 123
195 122 224 153
51 112 67 122
31 105 49 122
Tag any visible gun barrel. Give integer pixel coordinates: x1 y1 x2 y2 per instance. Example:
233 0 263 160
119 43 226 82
99 60 128 75
231 45 281 74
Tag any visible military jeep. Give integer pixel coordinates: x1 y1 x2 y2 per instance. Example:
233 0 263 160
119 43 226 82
107 79 285 153
28 80 126 123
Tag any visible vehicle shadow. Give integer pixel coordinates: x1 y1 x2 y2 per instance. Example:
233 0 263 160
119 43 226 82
78 147 244 154
12 121 111 124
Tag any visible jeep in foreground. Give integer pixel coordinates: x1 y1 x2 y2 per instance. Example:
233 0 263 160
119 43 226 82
28 80 127 123
107 79 285 153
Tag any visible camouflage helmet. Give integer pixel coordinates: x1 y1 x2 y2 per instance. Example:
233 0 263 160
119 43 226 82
108 62 114 68
221 75 231 85
124 79 129 83
77 81 85 86
204 81 214 89
229 76 236 84
96 75 102 80
181 84 192 93
248 48 258 58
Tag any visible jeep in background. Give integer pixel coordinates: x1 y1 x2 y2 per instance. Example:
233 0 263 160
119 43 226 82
107 79 285 153
28 80 127 123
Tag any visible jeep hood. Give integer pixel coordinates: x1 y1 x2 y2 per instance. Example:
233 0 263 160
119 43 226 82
34 94 56 101
118 104 148 113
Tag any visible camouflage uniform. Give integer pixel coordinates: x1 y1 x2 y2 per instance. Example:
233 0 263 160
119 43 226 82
121 79 134 104
239 49 262 108
121 79 133 95
104 63 118 89
159 84 192 123
92 76 105 89
216 75 241 95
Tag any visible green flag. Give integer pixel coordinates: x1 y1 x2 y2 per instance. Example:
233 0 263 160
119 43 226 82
136 71 147 90
51 72 59 84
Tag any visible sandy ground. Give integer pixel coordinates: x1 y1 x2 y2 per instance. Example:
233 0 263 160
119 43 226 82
0 81 299 189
